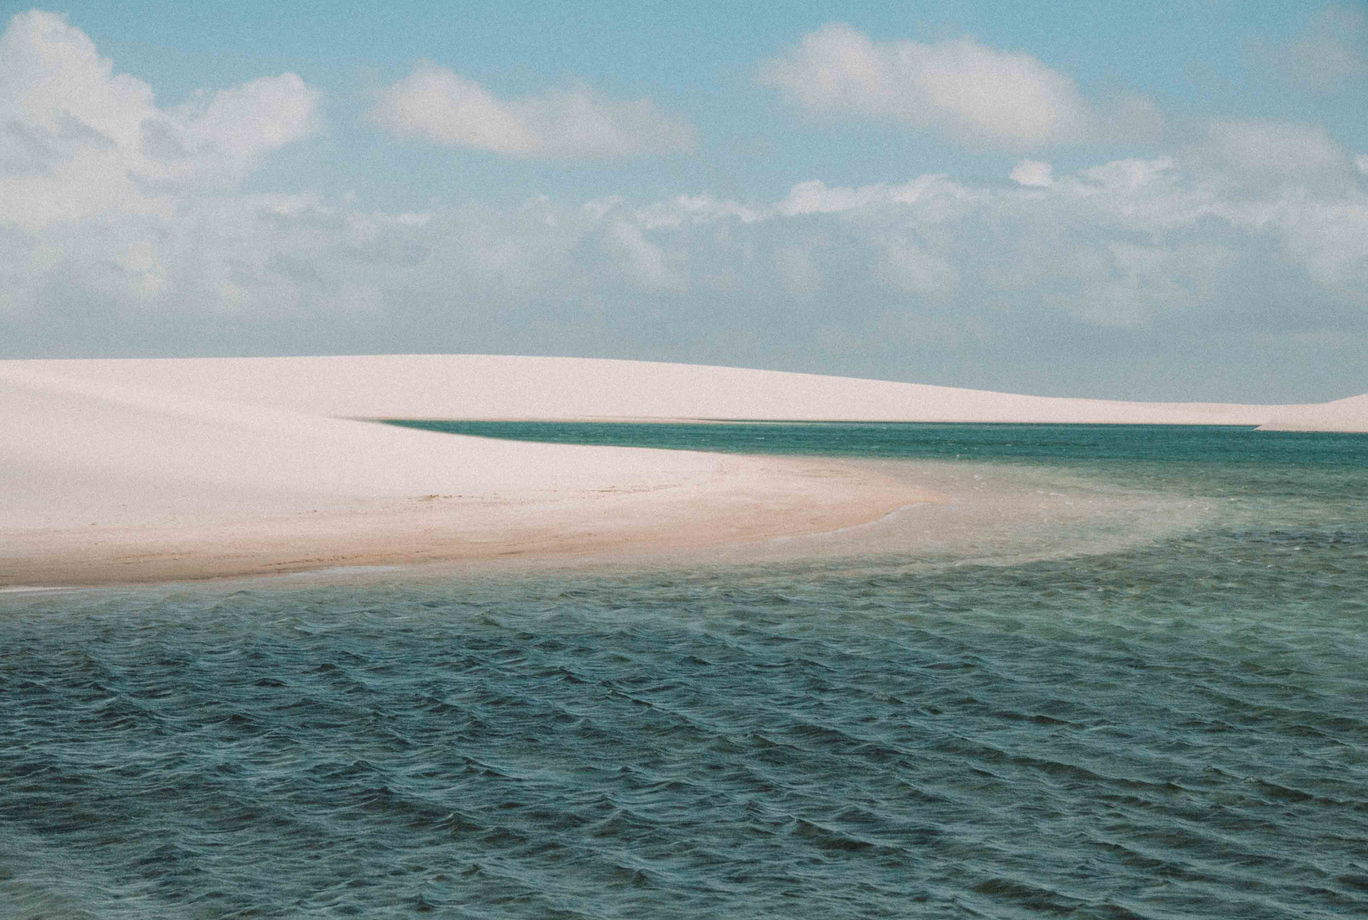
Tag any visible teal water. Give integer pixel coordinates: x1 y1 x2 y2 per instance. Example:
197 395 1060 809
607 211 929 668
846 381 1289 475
384 419 1368 465
2 424 1366 918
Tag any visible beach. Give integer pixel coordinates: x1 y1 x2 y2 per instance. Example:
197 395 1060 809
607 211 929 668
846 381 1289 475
3 416 1366 918
3 355 1365 587
7 3 1367 913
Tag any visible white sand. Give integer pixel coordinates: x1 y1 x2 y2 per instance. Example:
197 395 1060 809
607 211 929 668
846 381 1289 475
3 355 1363 586
1257 393 1368 432
2 354 1314 423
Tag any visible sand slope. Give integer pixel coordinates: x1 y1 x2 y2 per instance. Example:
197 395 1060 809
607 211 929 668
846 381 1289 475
0 359 926 585
1257 393 1368 432
1 362 732 528
3 355 1363 587
6 354 1336 425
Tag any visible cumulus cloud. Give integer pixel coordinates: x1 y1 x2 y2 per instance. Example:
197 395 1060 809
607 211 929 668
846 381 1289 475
758 23 1159 150
0 10 154 148
0 10 321 231
176 73 322 165
2 10 1365 400
11 138 1364 390
370 63 697 159
0 154 1361 401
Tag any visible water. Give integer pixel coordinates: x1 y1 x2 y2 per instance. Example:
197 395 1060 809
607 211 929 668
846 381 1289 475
3 424 1366 918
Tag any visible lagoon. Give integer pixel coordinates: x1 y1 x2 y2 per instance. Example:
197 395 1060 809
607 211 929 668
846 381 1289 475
2 423 1365 918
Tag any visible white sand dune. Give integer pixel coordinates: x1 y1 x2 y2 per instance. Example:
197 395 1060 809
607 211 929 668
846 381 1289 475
1257 392 1368 432
0 359 923 585
5 354 1336 424
2 355 1363 586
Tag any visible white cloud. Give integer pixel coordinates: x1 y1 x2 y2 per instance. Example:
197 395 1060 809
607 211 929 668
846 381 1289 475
0 11 322 231
1077 157 1174 193
177 73 322 165
1187 119 1358 197
1010 160 1053 187
758 23 1143 149
779 178 892 215
639 193 763 228
778 175 948 216
0 10 154 148
5 148 1366 398
13 139 1362 336
370 63 697 159
1 11 1363 399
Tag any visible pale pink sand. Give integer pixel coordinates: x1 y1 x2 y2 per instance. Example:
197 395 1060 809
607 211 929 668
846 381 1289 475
1257 393 1368 432
0 360 926 585
2 356 1362 586
4 354 1321 424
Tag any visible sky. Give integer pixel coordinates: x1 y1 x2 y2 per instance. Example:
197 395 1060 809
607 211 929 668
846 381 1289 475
1 1 1365 402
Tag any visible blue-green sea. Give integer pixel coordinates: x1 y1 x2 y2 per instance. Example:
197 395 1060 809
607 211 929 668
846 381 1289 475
3 422 1367 918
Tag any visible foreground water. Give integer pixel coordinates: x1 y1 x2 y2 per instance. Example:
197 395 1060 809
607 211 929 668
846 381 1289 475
3 424 1367 918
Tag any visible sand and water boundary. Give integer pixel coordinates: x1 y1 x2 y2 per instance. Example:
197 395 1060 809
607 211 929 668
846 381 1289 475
3 355 1364 587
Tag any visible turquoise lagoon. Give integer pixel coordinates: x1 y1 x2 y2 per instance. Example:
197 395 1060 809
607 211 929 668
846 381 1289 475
2 422 1365 918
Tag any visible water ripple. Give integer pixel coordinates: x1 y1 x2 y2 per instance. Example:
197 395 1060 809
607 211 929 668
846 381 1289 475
5 423 1368 917
2 540 1365 918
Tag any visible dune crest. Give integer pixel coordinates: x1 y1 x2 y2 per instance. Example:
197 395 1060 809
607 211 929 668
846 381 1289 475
8 354 1346 425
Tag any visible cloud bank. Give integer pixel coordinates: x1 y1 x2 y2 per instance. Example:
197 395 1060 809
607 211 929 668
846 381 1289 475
759 23 1161 149
2 10 1365 402
0 10 320 233
6 129 1364 398
370 63 698 158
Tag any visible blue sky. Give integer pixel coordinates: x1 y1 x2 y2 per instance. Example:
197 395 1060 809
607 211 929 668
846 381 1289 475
1 1 1365 400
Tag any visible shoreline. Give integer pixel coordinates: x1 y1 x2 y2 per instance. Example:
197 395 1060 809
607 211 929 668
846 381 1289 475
4 354 1364 589
1 453 936 589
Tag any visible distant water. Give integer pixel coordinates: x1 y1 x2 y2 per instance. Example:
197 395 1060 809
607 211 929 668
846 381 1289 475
3 424 1367 918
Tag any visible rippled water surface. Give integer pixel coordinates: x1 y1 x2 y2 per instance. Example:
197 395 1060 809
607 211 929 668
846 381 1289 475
3 424 1367 918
